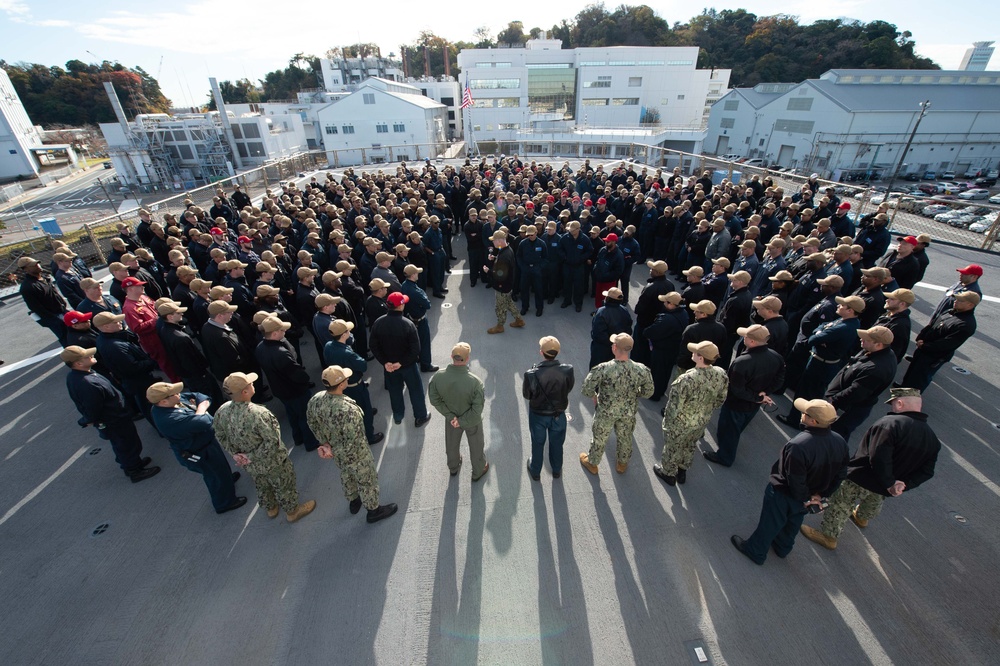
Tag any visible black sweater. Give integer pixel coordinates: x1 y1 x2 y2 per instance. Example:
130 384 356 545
723 345 785 411
847 412 940 496
825 348 897 410
770 427 850 502
370 311 420 367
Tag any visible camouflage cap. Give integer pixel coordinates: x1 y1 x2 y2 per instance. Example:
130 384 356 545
885 387 921 403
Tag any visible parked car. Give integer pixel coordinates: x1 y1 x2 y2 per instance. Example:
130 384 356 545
743 158 765 167
988 194 1000 204
969 221 991 233
904 173 921 182
941 171 956 180
922 204 951 216
958 188 991 200
922 171 936 180
919 183 943 195
975 177 997 187
102 161 113 169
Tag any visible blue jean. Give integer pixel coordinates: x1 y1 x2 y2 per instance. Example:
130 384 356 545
385 363 428 421
743 484 807 564
282 393 319 450
416 318 432 368
528 412 567 476
714 406 760 466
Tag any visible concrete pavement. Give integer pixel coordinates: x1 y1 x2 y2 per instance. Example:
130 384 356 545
0 236 998 665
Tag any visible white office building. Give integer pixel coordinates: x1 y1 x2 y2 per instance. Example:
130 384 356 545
320 55 403 90
454 39 729 156
0 69 44 180
315 78 448 166
705 69 1000 180
959 42 995 72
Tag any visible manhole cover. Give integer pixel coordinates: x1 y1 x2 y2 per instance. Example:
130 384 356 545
949 511 968 525
441 302 453 308
88 448 101 456
953 366 971 375
90 522 110 537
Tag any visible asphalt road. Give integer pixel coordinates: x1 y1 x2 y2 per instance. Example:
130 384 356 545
0 240 998 665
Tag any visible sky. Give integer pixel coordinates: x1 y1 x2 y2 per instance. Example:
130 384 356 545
0 0 995 110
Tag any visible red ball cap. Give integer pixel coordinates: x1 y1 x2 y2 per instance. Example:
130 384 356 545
584 199 593 207
838 202 851 210
386 292 409 307
605 233 619 243
210 227 224 235
546 195 555 202
237 235 252 244
63 310 93 326
121 276 147 288
561 190 570 197
957 264 984 276
525 202 534 209
901 235 918 246
652 182 661 189
597 197 607 205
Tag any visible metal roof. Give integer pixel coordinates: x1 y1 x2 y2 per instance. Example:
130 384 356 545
807 80 1000 112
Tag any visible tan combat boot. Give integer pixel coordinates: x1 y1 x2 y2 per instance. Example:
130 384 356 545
510 318 525 328
266 505 280 519
616 461 628 474
850 508 869 528
487 324 505 334
286 500 316 523
579 452 599 475
800 524 837 550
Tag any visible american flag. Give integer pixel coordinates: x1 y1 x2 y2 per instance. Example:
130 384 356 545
461 79 474 109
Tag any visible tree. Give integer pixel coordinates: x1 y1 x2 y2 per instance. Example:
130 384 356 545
258 56 321 101
472 26 494 48
497 21 528 46
206 79 261 110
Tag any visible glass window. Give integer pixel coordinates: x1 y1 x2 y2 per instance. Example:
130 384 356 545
230 125 242 139
582 98 608 106
636 61 665 66
393 123 405 132
325 125 338 135
773 119 815 134
242 123 261 139
786 97 813 111
498 123 520 130
342 125 355 134
720 118 735 129
441 97 455 106
376 124 388 133
677 95 685 100
528 67 577 120
628 77 642 87
363 93 375 104
497 97 520 108
526 63 571 69
609 61 635 67
583 81 611 88
470 78 520 89
612 98 639 106
578 61 606 67
724 100 739 111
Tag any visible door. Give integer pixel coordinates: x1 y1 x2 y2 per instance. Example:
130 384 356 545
777 144 795 167
715 135 730 155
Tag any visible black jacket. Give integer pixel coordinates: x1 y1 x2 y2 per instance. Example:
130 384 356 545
370 311 420 367
95 329 157 393
487 245 517 293
718 286 753 337
770 427 850 502
634 275 676 329
66 369 132 426
157 319 210 379
915 309 977 361
201 321 253 380
724 345 785 412
20 274 67 318
644 308 689 357
677 319 728 370
522 360 575 415
255 338 311 400
875 310 911 362
825 348 897 410
847 411 940 496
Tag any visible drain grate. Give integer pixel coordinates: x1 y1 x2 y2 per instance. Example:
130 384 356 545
952 366 971 375
441 302 453 308
88 448 101 456
949 511 968 525
90 522 110 537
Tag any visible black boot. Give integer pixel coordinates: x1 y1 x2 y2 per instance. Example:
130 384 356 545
366 503 398 523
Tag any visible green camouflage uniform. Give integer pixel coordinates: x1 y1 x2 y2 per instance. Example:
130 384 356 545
213 400 300 513
306 391 380 510
819 479 884 538
582 359 655 466
660 366 729 474
495 292 520 326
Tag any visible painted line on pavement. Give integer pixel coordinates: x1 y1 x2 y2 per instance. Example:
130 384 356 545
0 446 88 528
915 281 997 304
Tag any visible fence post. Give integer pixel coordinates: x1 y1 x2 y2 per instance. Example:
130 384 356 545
83 222 107 266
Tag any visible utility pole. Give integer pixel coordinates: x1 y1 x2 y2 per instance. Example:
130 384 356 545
885 100 930 197
95 176 116 209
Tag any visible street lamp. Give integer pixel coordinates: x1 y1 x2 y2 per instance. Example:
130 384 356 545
885 100 930 198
